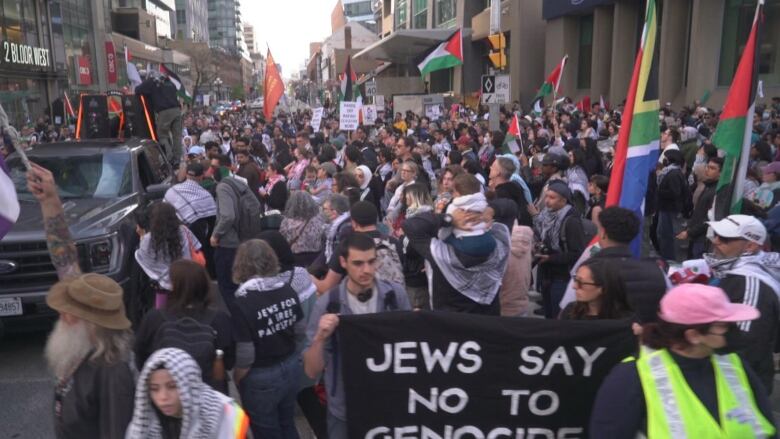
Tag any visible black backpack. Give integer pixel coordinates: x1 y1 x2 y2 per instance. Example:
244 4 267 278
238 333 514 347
152 310 217 378
223 177 263 241
561 214 598 250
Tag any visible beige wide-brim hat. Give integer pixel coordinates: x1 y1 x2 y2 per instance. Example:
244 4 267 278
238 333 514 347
47 273 131 330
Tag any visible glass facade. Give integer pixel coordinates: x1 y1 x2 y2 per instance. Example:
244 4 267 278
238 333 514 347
395 0 407 29
577 14 593 89
52 0 99 92
718 0 780 86
208 0 243 55
412 0 427 28
435 0 456 28
0 0 60 126
345 1 372 17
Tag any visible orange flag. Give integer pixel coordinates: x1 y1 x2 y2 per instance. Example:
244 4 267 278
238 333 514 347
263 49 284 120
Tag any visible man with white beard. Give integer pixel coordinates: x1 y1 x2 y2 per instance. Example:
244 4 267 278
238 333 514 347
27 163 135 439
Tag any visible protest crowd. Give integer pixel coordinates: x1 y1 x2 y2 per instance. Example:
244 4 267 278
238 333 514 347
7 91 779 438
3 16 780 431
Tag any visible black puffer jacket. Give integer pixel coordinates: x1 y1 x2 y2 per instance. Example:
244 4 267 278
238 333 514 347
495 180 532 227
657 167 687 212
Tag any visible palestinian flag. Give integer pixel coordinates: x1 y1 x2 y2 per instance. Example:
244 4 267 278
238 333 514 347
605 0 660 255
160 64 192 103
535 55 568 99
502 112 522 154
531 97 544 117
339 55 357 102
712 0 764 219
417 29 463 77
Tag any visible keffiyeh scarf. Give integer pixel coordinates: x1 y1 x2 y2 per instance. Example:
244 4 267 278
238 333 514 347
125 348 233 439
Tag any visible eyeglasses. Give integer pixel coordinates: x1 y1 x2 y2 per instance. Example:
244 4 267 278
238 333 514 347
573 277 600 288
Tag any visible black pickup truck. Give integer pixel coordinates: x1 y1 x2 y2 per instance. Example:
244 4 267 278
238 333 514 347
0 138 172 333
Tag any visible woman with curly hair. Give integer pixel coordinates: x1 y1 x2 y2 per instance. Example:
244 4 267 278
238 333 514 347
280 191 329 266
135 202 202 309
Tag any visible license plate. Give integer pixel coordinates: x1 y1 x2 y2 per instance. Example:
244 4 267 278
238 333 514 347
0 297 22 316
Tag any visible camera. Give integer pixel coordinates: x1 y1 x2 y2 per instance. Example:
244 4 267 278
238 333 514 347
534 242 552 256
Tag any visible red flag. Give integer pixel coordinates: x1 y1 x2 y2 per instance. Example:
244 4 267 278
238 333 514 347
508 113 521 138
263 49 284 120
64 92 75 118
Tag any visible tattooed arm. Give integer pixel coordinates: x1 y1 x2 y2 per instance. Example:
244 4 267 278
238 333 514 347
27 163 82 280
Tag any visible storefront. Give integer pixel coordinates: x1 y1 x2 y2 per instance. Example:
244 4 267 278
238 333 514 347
0 0 66 127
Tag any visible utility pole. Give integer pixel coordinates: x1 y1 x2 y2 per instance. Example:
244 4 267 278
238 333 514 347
487 0 502 132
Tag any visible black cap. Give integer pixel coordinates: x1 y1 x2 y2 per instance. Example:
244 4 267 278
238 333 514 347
547 180 572 202
350 201 377 227
186 162 204 177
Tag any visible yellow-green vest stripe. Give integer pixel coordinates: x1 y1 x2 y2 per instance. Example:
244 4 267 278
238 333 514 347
633 347 775 438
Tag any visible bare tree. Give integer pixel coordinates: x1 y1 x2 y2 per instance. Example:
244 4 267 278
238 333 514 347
181 44 219 99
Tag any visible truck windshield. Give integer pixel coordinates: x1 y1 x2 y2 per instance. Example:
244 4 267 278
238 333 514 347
8 152 132 200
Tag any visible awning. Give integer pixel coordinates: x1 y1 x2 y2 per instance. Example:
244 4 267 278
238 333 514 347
353 28 471 65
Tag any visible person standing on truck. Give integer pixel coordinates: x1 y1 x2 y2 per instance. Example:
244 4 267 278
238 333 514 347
136 70 183 166
26 163 135 439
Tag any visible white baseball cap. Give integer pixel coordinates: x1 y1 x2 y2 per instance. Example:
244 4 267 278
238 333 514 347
707 214 766 244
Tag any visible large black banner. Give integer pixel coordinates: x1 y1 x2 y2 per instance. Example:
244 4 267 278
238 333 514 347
340 312 636 438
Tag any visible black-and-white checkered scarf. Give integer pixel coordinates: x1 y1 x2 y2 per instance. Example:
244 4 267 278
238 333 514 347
125 348 232 439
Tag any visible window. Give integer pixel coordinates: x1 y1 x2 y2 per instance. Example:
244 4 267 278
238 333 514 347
395 0 407 28
577 14 593 89
429 67 453 93
412 0 427 28
345 1 372 16
435 0 455 28
718 0 780 86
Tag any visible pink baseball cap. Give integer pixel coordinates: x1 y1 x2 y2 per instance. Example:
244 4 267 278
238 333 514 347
659 284 760 324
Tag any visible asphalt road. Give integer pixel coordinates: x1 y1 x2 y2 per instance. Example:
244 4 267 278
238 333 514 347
0 328 55 439
0 321 315 439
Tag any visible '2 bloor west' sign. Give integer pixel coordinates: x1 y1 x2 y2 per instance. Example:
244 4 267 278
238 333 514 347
340 312 636 438
1 41 51 68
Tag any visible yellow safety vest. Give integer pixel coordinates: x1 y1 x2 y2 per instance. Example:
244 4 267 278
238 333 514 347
633 347 776 438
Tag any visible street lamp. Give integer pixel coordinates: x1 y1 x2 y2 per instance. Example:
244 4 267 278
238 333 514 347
213 77 223 102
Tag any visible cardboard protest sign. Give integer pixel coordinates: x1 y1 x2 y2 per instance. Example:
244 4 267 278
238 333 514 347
339 102 359 131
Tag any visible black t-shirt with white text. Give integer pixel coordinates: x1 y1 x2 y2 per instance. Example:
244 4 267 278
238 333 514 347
232 280 303 367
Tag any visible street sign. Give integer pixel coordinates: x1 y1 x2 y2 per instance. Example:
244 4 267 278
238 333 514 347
482 74 510 104
365 81 377 97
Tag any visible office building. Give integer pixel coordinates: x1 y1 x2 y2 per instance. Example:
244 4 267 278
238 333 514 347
175 0 209 42
208 0 247 57
243 23 258 54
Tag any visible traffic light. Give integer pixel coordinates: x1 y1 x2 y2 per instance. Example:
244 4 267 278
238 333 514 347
487 33 506 70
